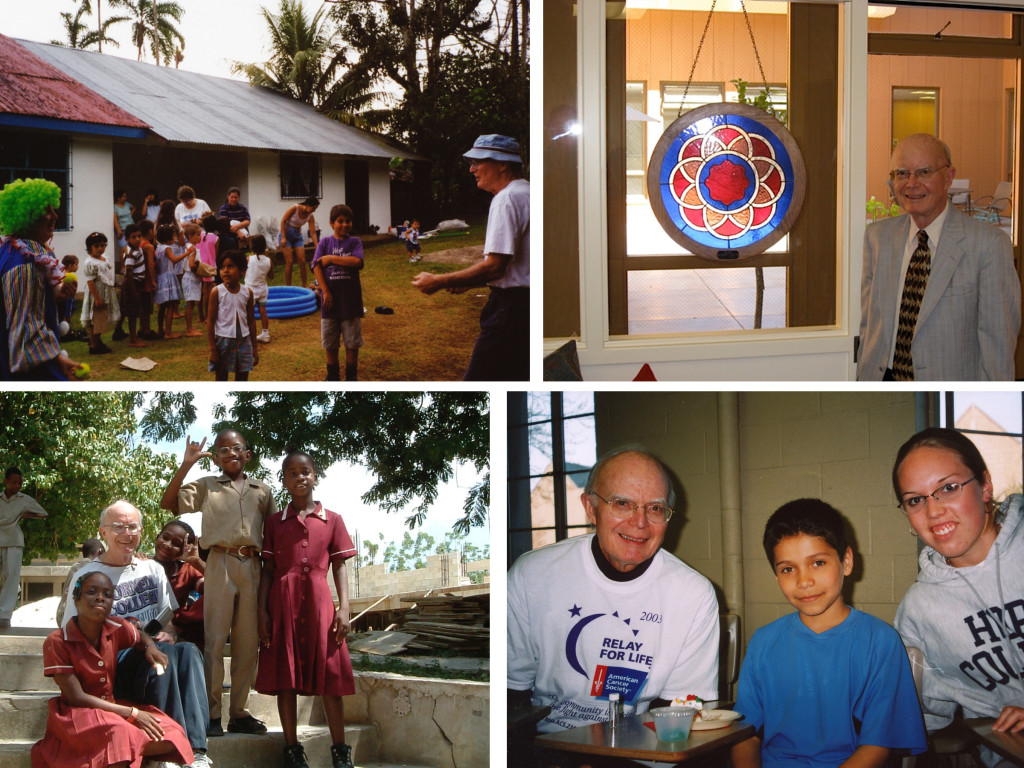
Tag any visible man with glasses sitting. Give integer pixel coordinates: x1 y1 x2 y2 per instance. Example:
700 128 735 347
508 447 720 766
60 499 211 768
859 133 1020 381
160 429 277 739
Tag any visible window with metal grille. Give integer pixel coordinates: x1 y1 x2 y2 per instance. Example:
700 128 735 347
0 131 71 231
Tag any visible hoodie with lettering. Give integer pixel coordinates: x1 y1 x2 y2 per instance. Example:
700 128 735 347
894 494 1024 735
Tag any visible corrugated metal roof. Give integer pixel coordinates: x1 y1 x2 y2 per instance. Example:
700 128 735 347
0 34 148 130
18 38 419 161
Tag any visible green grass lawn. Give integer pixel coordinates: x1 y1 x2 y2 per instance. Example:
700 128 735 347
65 226 488 382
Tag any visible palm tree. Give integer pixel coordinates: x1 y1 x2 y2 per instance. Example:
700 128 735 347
232 0 335 104
126 0 185 65
232 0 380 125
51 0 129 51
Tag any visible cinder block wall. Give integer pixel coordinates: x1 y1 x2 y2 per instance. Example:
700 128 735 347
736 392 919 638
594 392 920 649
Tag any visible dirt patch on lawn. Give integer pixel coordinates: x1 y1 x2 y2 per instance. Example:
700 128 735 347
422 244 484 264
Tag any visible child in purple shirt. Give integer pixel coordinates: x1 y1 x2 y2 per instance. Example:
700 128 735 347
311 204 363 382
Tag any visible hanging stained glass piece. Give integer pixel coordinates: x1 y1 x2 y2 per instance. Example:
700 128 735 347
647 102 806 261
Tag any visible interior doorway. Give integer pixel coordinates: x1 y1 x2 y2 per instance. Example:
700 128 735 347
891 87 938 148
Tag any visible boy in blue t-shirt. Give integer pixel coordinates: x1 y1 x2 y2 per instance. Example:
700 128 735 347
311 204 363 381
732 499 927 768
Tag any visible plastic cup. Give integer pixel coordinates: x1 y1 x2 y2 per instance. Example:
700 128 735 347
650 706 697 742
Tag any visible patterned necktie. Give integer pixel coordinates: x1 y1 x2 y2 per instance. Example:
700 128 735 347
891 230 930 381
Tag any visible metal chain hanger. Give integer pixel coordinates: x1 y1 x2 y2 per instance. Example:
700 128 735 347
678 0 774 118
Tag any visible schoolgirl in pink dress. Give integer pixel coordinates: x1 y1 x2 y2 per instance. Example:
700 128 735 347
256 451 356 768
31 571 193 768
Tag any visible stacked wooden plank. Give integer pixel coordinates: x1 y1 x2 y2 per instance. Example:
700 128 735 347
396 593 489 652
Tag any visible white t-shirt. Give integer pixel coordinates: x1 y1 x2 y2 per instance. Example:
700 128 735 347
61 557 177 630
485 178 530 289
508 534 720 732
244 254 273 301
174 199 211 228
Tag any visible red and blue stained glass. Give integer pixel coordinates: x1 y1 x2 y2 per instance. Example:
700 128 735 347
649 105 803 258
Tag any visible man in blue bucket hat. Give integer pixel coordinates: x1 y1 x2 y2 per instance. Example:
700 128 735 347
413 134 530 381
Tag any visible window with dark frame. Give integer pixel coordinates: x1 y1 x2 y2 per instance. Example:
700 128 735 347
941 392 1024 500
0 131 71 231
626 81 647 198
508 392 596 567
280 152 322 199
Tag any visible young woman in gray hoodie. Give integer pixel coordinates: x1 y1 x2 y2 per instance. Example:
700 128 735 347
892 427 1024 766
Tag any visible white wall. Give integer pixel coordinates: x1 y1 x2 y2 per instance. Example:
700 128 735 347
245 150 286 233
321 154 348 228
58 136 113 258
246 151 391 236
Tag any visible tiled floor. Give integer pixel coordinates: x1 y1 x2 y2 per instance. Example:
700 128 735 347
624 203 1014 335
625 203 787 334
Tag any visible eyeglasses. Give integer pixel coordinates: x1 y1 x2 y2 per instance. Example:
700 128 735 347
590 491 673 523
898 476 976 514
889 164 950 183
216 444 246 457
102 522 141 535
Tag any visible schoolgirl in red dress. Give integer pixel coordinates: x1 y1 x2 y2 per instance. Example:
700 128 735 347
31 571 193 768
153 520 206 651
256 451 356 768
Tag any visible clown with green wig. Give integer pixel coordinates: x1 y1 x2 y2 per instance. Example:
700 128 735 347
0 178 83 380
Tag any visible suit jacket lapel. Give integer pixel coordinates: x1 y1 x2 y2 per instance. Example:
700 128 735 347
918 207 965 328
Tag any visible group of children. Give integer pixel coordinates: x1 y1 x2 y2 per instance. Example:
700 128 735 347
70 198 369 382
35 429 357 768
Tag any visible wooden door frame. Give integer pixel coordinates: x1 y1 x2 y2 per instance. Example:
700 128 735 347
605 6 840 335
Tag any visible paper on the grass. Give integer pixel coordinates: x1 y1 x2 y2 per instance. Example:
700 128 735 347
120 357 158 371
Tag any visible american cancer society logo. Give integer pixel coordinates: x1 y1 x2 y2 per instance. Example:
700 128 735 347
564 603 652 706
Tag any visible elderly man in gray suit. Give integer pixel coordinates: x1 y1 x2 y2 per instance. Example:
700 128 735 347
858 134 1020 381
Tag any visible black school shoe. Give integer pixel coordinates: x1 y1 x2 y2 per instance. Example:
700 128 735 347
206 717 224 737
283 744 309 768
227 715 268 734
112 327 128 341
330 743 353 768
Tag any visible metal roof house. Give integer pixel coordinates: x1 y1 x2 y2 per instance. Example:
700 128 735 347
0 33 418 251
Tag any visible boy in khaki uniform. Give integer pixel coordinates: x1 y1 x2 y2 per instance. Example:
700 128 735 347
161 429 278 736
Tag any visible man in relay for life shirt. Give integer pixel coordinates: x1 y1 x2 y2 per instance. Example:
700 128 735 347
508 448 720 744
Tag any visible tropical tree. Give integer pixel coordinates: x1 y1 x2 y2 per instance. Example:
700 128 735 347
0 392 178 560
232 0 379 125
383 531 436 572
51 0 130 51
328 0 530 214
125 0 186 65
137 391 490 532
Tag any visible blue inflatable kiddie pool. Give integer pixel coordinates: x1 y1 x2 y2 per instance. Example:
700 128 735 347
254 285 318 319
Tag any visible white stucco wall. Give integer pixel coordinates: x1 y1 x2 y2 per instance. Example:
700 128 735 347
245 150 288 236
246 151 391 238
57 136 113 258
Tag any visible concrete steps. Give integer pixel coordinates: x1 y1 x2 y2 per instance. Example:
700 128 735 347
0 690 329 738
0 630 487 768
0 724 382 768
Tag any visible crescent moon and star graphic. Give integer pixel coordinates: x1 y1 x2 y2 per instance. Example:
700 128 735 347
564 604 642 678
